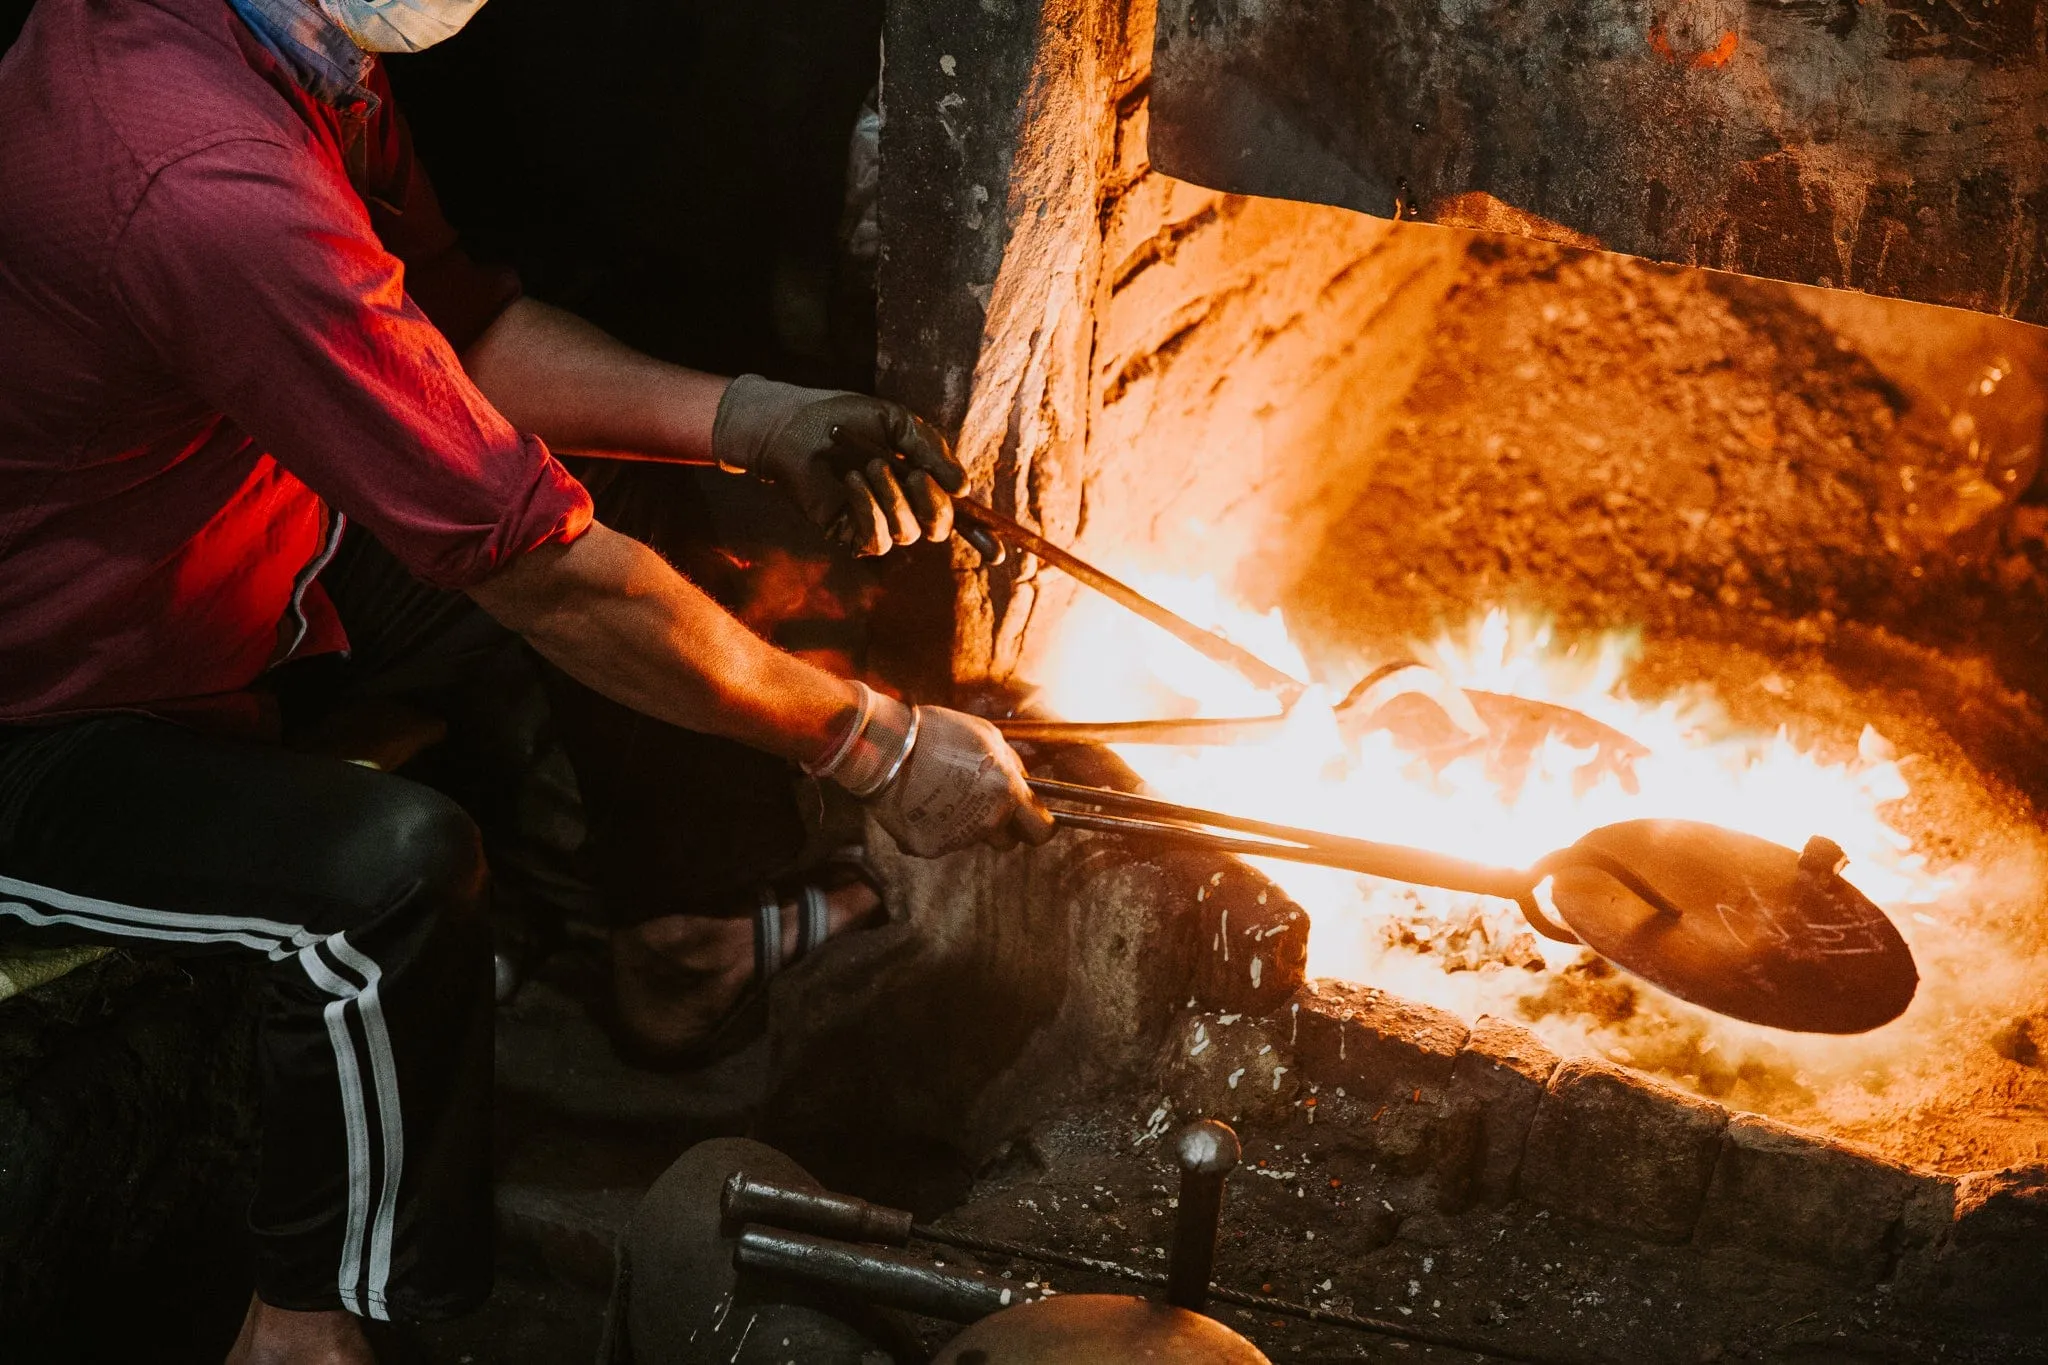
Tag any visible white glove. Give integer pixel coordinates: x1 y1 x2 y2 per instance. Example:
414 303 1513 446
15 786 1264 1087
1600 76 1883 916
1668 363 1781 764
807 684 1057 857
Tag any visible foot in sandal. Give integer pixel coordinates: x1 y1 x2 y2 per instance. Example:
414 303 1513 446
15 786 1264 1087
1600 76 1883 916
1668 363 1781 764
609 849 883 1069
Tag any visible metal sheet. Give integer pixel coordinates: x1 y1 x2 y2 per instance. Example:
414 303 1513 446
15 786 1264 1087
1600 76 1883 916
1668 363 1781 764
1548 820 1919 1033
1150 0 2048 322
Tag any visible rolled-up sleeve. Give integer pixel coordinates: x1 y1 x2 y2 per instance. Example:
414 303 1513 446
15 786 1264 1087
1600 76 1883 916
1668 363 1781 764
111 134 591 590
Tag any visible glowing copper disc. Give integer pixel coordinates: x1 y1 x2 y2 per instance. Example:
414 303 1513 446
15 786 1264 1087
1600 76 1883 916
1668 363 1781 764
1546 820 1919 1034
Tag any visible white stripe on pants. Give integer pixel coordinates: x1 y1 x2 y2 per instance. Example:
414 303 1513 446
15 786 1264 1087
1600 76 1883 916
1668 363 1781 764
0 874 403 1319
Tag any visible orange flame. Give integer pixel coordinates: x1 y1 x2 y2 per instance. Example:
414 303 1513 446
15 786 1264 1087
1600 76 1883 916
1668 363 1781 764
1027 570 2044 1160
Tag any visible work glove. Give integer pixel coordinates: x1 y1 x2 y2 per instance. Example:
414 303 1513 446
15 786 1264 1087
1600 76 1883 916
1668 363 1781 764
713 375 990 559
806 683 1057 858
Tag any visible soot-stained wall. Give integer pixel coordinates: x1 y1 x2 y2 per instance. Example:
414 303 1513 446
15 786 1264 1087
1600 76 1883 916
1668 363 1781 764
877 0 2048 705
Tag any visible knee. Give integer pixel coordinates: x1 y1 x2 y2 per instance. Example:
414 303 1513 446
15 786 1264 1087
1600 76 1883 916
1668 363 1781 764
332 779 488 931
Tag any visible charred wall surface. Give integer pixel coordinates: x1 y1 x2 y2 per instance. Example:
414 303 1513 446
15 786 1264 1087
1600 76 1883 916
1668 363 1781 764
877 0 2048 714
1149 0 2048 323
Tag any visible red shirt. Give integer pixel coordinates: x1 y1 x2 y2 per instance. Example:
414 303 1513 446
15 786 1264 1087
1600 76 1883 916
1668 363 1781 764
0 0 593 729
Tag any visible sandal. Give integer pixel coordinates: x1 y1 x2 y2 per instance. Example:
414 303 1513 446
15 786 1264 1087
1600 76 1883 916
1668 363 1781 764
609 847 884 1072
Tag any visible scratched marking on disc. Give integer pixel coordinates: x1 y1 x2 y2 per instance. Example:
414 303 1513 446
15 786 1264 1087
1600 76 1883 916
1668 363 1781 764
1547 820 1918 1034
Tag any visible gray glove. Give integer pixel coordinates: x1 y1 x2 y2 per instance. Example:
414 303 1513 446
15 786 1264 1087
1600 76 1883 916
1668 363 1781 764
712 375 966 558
806 684 1057 857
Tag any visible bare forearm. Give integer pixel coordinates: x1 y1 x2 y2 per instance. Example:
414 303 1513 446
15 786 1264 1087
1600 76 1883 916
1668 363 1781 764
462 297 727 464
468 522 857 763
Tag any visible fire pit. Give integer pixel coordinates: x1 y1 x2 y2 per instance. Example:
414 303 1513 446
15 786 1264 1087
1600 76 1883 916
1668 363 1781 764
1027 598 2048 1171
759 0 2048 1351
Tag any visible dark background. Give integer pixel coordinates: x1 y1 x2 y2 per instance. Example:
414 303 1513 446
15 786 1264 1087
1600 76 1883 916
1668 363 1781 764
0 0 885 386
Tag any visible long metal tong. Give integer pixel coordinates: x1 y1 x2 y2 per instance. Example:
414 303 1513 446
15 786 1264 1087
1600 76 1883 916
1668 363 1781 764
1029 778 1535 904
1025 777 1706 947
596 427 1320 709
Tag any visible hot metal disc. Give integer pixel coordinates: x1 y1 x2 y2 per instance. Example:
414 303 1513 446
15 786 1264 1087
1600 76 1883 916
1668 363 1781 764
934 1296 1271 1365
1544 820 1918 1034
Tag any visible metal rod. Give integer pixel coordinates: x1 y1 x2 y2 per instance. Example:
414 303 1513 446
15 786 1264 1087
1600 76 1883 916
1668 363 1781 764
1000 715 1290 746
1202 1283 1557 1363
1047 809 1531 901
1031 779 1534 901
951 500 1306 703
999 684 1630 753
997 663 1433 747
722 1173 914 1246
734 1225 1032 1323
1168 1121 1240 1312
912 1222 1160 1286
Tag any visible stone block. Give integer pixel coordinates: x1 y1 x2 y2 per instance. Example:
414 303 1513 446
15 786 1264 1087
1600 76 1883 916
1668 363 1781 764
1286 980 1469 1169
1952 1162 2048 1242
1442 1015 1560 1208
1176 854 1310 1017
1518 1058 1728 1243
1694 1113 1924 1281
1898 1164 2048 1326
1161 1010 1299 1126
1288 979 1468 1101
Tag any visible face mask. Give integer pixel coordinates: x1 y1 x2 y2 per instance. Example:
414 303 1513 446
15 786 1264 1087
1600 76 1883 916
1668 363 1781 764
315 0 490 53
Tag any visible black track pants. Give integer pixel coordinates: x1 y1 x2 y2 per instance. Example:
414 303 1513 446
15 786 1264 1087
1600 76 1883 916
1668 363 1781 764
0 464 819 1320
0 716 495 1321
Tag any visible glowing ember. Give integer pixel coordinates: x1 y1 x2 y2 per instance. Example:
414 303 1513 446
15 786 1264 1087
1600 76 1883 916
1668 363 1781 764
1027 571 2023 1147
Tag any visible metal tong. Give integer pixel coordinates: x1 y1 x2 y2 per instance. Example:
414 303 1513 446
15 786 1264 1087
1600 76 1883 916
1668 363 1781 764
1029 776 1668 945
723 1119 1243 1321
954 500 1306 702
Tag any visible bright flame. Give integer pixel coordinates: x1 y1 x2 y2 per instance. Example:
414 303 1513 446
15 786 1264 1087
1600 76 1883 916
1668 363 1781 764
1029 571 2032 1159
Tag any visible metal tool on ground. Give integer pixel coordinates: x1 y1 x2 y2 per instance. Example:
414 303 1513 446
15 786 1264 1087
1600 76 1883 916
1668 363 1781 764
732 1225 1030 1323
1029 778 1920 1035
721 1120 1554 1363
1167 1119 1239 1312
